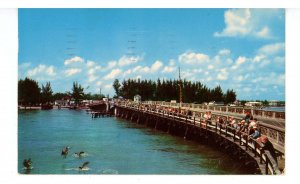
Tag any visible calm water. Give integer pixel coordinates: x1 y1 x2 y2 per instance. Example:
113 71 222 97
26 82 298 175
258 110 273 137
18 109 247 174
262 107 285 112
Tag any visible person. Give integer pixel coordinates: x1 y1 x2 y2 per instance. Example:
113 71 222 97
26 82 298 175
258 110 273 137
249 126 261 139
261 137 278 164
23 158 32 169
230 117 238 129
203 111 211 124
249 118 258 128
244 111 253 125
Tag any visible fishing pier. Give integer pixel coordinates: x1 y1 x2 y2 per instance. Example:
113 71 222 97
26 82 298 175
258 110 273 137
112 101 285 175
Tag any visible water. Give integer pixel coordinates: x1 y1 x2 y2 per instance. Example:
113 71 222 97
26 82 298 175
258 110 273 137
18 109 248 174
261 106 285 112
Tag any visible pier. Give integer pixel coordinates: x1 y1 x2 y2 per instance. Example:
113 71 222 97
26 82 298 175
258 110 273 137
114 101 285 175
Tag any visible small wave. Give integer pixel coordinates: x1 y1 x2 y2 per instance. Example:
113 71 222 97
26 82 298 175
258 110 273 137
65 167 91 171
99 169 119 174
73 153 89 158
22 167 33 170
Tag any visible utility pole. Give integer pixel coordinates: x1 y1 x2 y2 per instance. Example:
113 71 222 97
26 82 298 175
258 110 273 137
179 67 183 112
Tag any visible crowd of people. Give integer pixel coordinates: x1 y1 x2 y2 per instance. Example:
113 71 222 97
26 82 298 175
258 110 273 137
204 111 278 167
132 103 278 169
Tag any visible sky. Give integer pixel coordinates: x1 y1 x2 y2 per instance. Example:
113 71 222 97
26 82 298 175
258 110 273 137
18 9 285 100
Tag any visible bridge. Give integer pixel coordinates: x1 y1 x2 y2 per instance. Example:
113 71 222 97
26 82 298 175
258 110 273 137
112 101 285 175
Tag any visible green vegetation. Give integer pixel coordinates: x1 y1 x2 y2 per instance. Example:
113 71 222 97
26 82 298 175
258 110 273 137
71 82 84 106
41 82 53 105
18 77 41 107
18 78 105 107
114 78 237 104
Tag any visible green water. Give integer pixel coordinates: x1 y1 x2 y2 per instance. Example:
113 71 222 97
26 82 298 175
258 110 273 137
18 109 248 174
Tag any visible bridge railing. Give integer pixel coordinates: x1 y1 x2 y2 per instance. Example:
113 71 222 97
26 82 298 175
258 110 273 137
122 101 285 154
118 103 282 175
143 101 285 120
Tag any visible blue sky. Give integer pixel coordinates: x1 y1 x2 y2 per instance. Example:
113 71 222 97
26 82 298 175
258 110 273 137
18 9 285 100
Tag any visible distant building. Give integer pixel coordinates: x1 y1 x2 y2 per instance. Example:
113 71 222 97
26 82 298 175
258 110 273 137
54 99 69 106
269 100 279 106
134 94 141 103
208 101 224 106
170 100 177 103
245 101 262 107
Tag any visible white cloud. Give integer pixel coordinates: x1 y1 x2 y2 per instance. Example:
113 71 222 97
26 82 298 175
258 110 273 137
243 87 251 93
123 69 132 76
214 9 277 39
140 66 150 73
27 64 56 77
46 66 56 76
257 42 285 55
118 55 141 66
104 68 122 80
135 75 142 79
179 51 209 65
256 26 271 38
151 60 163 72
216 68 228 80
64 56 84 65
107 61 117 69
218 49 231 55
169 59 176 66
88 75 97 82
130 60 163 74
64 68 82 77
236 56 247 65
133 66 142 73
87 60 96 67
208 65 214 70
234 75 244 81
253 55 266 63
19 62 31 69
162 66 176 73
96 81 102 86
104 84 112 89
214 9 252 37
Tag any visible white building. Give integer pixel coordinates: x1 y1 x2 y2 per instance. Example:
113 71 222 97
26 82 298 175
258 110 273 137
134 94 141 103
245 101 262 107
269 100 279 106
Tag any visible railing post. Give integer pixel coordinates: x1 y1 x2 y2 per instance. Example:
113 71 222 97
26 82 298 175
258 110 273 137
253 141 257 157
265 155 269 174
215 121 218 132
194 116 195 126
225 126 228 137
233 130 236 142
239 132 242 145
245 136 248 150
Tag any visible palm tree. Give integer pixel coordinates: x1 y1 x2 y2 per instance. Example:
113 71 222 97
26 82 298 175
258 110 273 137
41 82 53 105
72 82 84 106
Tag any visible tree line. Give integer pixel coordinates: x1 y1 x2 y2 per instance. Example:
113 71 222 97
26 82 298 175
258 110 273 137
18 77 105 107
113 78 237 104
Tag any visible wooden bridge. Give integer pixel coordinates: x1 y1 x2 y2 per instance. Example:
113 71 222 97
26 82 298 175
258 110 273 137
114 101 285 175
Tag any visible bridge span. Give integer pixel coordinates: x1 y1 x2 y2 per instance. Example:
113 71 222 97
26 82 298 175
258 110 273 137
114 101 285 175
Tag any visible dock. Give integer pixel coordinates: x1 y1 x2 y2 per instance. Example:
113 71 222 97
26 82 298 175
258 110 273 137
114 101 285 175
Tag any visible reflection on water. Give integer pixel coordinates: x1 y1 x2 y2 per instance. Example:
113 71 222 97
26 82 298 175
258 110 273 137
19 109 250 174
